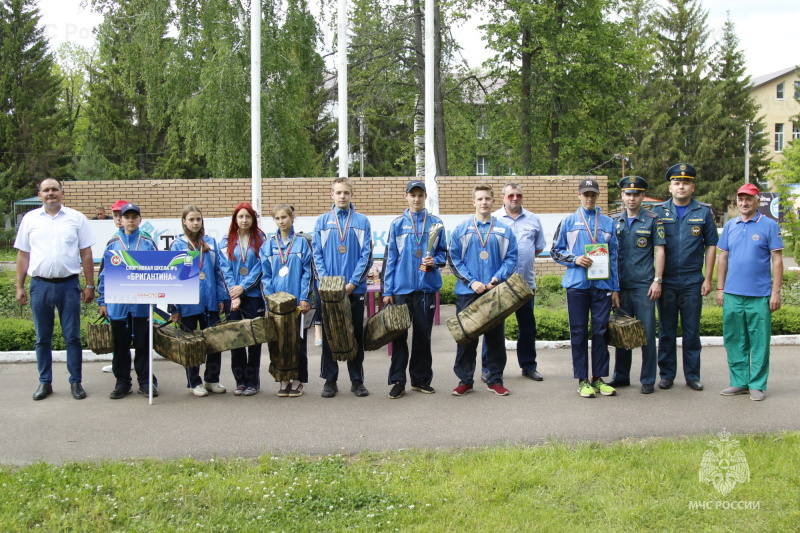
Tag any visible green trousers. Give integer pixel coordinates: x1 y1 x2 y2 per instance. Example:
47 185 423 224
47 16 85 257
722 294 771 391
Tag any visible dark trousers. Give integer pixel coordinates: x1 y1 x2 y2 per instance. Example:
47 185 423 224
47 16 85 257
110 315 156 389
30 277 83 384
181 312 222 388
454 293 507 386
229 295 265 389
320 293 365 383
388 291 435 387
481 296 538 374
657 284 702 382
566 287 611 380
613 287 658 385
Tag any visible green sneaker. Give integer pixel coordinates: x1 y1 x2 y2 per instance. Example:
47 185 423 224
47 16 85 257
591 378 617 396
578 379 596 398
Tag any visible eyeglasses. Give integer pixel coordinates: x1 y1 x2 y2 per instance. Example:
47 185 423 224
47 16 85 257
506 194 523 199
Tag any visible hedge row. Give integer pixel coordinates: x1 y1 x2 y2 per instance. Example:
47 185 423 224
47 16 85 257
504 306 800 340
0 318 88 351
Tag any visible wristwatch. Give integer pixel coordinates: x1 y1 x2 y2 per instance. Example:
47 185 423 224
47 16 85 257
653 277 662 284
85 285 95 290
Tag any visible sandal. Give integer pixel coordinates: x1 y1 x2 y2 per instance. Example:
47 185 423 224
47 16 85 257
288 383 305 397
233 385 246 396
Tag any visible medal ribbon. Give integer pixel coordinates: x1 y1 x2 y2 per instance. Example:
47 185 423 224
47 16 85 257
578 208 599 244
120 233 142 252
238 235 249 266
189 236 204 270
335 208 352 243
276 231 296 265
472 216 494 248
409 209 427 248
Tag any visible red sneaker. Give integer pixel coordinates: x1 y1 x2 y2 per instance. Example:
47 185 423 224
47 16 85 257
487 383 510 396
451 383 474 396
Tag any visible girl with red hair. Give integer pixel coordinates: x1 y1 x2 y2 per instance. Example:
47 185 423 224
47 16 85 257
219 203 267 396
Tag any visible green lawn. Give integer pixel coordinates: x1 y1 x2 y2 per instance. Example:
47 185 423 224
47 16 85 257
1 432 797 531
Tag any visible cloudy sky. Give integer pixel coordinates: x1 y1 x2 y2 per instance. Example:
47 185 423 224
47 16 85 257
37 0 799 79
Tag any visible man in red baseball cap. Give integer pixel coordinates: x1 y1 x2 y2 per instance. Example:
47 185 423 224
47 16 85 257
716 183 784 401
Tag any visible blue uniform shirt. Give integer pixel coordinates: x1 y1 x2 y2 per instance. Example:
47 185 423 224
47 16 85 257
97 229 158 320
219 232 266 299
261 229 314 305
493 206 546 289
652 198 718 288
612 209 665 290
717 213 783 297
447 216 518 296
551 207 620 291
169 234 228 317
383 209 447 296
312 204 373 294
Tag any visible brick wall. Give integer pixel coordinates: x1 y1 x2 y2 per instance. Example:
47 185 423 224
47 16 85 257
63 175 607 219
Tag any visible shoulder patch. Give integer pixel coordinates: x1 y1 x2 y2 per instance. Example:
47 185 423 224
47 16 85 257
698 201 712 208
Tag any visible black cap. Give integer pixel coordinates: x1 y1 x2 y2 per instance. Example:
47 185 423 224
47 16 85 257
665 163 696 180
618 176 648 192
405 180 426 193
121 203 140 215
578 178 600 194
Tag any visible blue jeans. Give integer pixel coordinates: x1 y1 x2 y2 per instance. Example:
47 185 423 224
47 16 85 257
454 294 507 386
657 284 702 381
482 296 537 374
612 287 657 385
566 287 611 380
30 277 83 384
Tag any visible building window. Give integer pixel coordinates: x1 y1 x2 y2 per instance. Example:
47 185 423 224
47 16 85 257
794 124 800 141
777 82 785 100
795 81 800 100
775 124 784 152
477 122 487 139
476 156 489 175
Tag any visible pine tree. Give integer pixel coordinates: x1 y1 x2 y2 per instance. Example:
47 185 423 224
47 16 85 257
0 0 63 208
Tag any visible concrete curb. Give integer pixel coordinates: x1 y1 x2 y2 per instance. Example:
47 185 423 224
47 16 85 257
0 350 167 364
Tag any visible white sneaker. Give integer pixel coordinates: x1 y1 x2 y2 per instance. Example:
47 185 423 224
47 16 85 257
192 384 209 397
314 338 323 346
204 382 227 394
102 365 113 373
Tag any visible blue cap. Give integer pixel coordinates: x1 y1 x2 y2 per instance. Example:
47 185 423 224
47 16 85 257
406 180 426 193
665 163 696 180
120 203 140 215
618 176 648 191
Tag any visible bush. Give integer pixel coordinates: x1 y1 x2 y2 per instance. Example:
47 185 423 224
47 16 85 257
505 308 570 341
0 319 36 351
772 306 800 335
440 275 456 305
699 307 723 336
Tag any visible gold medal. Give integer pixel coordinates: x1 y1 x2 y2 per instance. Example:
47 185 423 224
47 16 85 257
239 266 248 276
279 266 289 277
415 249 423 258
479 251 489 260
199 272 206 281
338 244 347 254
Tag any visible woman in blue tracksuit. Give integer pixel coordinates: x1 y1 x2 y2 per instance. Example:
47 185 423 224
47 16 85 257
261 204 313 397
169 205 229 397
97 203 159 399
219 202 266 396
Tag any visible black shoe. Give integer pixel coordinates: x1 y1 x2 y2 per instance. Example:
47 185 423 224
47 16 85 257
607 378 630 388
109 386 132 399
658 378 674 390
70 382 87 400
480 371 490 383
33 383 53 401
138 385 159 397
641 383 655 394
522 370 544 381
351 380 369 397
321 380 338 398
411 383 436 394
388 383 405 399
686 380 704 391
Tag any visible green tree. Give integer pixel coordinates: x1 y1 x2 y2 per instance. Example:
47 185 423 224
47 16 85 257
0 0 63 208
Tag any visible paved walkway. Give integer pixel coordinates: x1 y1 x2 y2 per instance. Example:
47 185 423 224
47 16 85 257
2 304 798 465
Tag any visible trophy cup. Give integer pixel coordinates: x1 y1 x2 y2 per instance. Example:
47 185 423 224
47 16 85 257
418 223 444 273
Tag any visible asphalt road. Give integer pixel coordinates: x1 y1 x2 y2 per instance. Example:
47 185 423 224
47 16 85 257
1 305 798 465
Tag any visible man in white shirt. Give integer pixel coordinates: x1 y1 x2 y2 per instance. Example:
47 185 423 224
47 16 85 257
14 179 97 401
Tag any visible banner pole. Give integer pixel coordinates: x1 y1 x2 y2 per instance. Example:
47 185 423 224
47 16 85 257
149 303 154 405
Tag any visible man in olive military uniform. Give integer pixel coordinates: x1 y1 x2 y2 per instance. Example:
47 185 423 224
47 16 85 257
652 163 718 391
609 176 665 394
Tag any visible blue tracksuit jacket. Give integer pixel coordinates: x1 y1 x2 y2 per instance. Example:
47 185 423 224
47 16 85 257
447 216 518 296
260 229 313 305
383 209 447 296
97 229 159 320
312 204 372 295
169 234 228 317
550 207 620 291
219 232 266 299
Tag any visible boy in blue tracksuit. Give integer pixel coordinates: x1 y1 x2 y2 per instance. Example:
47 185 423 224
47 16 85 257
551 179 620 398
447 184 518 397
98 203 159 399
313 177 373 398
382 180 447 399
169 206 229 397
261 204 314 397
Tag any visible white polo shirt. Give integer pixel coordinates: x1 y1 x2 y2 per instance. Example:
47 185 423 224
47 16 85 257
14 205 96 279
